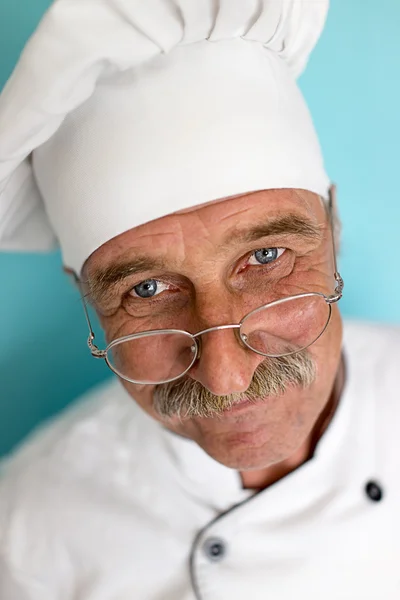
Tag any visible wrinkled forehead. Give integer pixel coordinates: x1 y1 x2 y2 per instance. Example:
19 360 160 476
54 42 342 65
83 189 326 277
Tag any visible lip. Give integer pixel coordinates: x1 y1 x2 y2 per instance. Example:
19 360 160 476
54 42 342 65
222 397 264 414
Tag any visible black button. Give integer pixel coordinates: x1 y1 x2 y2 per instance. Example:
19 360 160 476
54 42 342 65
365 480 383 502
203 537 226 562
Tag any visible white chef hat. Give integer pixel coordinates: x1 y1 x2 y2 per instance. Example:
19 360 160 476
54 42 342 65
0 0 330 275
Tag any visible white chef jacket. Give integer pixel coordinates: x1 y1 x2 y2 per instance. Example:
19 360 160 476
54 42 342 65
0 320 399 600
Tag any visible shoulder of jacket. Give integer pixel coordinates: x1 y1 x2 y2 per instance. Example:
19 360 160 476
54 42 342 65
0 378 148 525
343 320 400 480
342 319 400 428
343 319 400 375
343 321 400 386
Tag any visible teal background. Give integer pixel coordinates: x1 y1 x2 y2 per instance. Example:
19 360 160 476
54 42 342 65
0 0 399 458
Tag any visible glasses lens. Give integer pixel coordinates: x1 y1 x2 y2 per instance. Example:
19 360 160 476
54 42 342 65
240 294 331 357
106 331 197 384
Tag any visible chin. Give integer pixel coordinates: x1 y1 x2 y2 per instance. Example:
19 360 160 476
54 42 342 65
198 429 307 470
184 396 316 471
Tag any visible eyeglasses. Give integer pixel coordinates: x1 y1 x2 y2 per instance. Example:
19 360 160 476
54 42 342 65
75 188 343 385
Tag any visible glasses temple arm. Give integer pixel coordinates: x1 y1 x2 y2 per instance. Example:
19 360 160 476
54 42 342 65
73 274 105 358
328 186 344 300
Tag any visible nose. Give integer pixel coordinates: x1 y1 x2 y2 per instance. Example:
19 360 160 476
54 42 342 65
189 327 264 396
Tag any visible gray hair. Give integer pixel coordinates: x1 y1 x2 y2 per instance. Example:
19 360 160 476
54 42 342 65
153 350 316 420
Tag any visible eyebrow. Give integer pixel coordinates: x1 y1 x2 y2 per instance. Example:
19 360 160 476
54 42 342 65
87 256 168 305
87 213 322 304
222 214 323 247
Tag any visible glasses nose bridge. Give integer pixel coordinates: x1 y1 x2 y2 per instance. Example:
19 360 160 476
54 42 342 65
193 323 242 340
192 323 244 361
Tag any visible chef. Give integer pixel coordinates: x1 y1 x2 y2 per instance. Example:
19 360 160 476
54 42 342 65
0 1 399 599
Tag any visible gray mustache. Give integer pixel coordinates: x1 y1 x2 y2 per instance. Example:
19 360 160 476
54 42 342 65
153 350 316 420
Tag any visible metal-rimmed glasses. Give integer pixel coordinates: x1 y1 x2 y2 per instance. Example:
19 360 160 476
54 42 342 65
75 189 343 385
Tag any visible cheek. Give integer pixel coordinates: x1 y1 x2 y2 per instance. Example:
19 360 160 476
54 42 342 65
97 312 121 344
98 311 150 345
309 305 343 390
291 255 332 288
322 304 343 354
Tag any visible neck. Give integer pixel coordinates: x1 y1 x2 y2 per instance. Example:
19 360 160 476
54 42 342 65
240 354 346 491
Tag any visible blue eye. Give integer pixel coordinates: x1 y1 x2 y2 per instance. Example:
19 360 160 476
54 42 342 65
131 279 170 299
133 279 158 298
249 248 285 265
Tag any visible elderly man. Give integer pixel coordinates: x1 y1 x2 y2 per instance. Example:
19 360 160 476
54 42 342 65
0 1 399 599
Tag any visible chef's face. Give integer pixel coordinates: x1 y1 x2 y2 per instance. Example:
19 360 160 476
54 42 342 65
83 189 342 470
